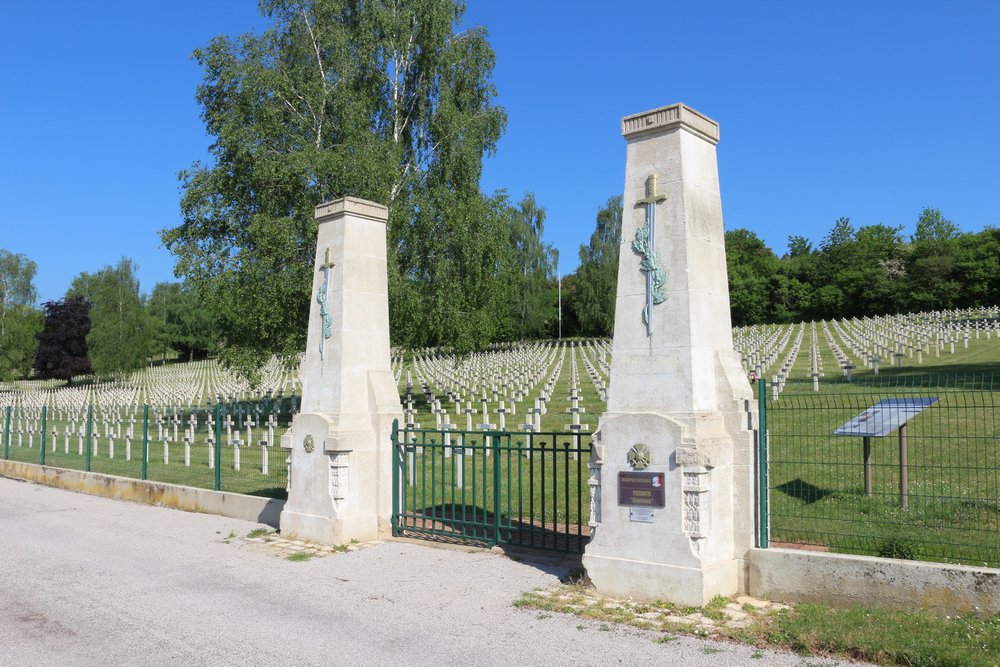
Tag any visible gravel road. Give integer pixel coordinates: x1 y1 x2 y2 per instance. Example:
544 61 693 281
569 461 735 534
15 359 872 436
0 479 853 666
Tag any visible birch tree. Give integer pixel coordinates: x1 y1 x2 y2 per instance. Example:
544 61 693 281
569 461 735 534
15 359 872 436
0 249 41 380
162 0 509 375
71 259 152 377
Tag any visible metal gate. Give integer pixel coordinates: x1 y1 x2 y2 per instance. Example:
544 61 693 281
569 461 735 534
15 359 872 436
390 420 592 553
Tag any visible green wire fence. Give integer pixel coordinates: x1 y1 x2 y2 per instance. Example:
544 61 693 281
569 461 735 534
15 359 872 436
0 400 290 499
760 374 999 567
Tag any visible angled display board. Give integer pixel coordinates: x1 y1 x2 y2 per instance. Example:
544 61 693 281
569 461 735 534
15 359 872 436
833 398 939 438
832 397 939 509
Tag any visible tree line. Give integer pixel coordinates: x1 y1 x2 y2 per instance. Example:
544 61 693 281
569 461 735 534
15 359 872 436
560 203 999 334
0 252 217 382
3 200 995 384
724 208 1000 326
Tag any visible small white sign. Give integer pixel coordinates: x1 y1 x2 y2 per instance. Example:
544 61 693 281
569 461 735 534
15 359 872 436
630 508 654 523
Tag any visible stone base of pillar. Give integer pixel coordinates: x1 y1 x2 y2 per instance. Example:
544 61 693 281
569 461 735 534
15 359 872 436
582 554 738 607
582 401 754 606
279 407 396 547
278 509 382 546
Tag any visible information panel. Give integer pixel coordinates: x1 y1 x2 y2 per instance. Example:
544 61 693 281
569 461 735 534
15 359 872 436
833 398 939 437
618 471 666 507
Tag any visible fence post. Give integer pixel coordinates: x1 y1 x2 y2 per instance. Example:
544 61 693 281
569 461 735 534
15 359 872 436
391 418 399 536
142 404 149 480
85 405 93 472
40 405 47 466
757 378 769 548
3 406 10 460
214 402 222 491
492 432 501 547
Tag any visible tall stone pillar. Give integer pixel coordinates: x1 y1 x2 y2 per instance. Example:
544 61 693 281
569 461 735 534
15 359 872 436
279 197 402 545
582 104 756 605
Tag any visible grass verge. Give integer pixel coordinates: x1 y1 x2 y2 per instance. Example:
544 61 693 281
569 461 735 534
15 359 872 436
515 584 1000 666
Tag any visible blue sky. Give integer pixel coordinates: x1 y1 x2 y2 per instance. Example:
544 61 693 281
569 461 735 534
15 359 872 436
2 1 998 304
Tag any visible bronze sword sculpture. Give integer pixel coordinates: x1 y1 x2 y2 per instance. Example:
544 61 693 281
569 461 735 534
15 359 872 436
316 246 335 359
631 174 668 336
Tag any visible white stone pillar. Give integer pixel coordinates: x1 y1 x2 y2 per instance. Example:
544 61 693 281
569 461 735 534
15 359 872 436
582 104 756 606
280 197 403 545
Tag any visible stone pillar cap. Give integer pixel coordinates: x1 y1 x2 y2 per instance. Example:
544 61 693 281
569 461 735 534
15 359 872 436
315 196 389 223
621 103 720 144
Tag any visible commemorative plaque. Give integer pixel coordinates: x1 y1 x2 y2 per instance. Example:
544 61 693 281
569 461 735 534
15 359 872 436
618 471 666 508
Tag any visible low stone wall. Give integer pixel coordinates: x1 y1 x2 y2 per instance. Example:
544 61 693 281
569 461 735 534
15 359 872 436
748 547 999 616
0 459 284 527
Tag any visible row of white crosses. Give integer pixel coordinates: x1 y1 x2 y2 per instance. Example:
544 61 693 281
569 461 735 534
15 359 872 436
564 348 590 434
734 323 795 379
833 308 999 371
400 341 613 474
731 306 1000 391
769 323 805 399
406 339 616 441
807 321 826 391
577 339 611 402
422 343 557 405
0 359 298 478
404 341 567 435
1 404 284 476
401 344 544 481
126 358 298 408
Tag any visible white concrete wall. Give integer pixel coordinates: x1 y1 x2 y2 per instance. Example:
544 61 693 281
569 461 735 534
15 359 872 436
749 547 1000 616
0 460 283 527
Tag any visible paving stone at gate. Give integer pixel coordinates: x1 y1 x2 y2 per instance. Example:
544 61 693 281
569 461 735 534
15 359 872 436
524 582 792 637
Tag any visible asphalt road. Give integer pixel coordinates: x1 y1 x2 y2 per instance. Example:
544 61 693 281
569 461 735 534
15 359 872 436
0 479 850 666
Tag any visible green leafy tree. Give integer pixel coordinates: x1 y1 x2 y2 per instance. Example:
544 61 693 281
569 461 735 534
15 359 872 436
555 271 581 338
0 250 42 380
570 196 622 336
907 207 960 311
149 282 218 362
509 193 557 339
952 227 1000 307
162 0 508 375
34 296 92 383
786 235 813 258
773 235 817 321
849 223 905 316
724 229 780 325
71 259 152 377
812 217 856 289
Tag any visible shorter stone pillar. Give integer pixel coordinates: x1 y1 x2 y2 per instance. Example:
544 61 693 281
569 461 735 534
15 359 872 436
280 197 402 545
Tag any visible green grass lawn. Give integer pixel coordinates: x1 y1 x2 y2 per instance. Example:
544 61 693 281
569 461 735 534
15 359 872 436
765 332 1000 566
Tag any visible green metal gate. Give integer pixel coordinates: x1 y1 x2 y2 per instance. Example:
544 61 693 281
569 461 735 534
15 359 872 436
391 420 592 552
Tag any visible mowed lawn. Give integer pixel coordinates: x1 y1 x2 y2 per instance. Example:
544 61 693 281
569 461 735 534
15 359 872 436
765 333 1000 567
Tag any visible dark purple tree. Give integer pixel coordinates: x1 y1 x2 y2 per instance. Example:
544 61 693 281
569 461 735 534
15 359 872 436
34 296 92 383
